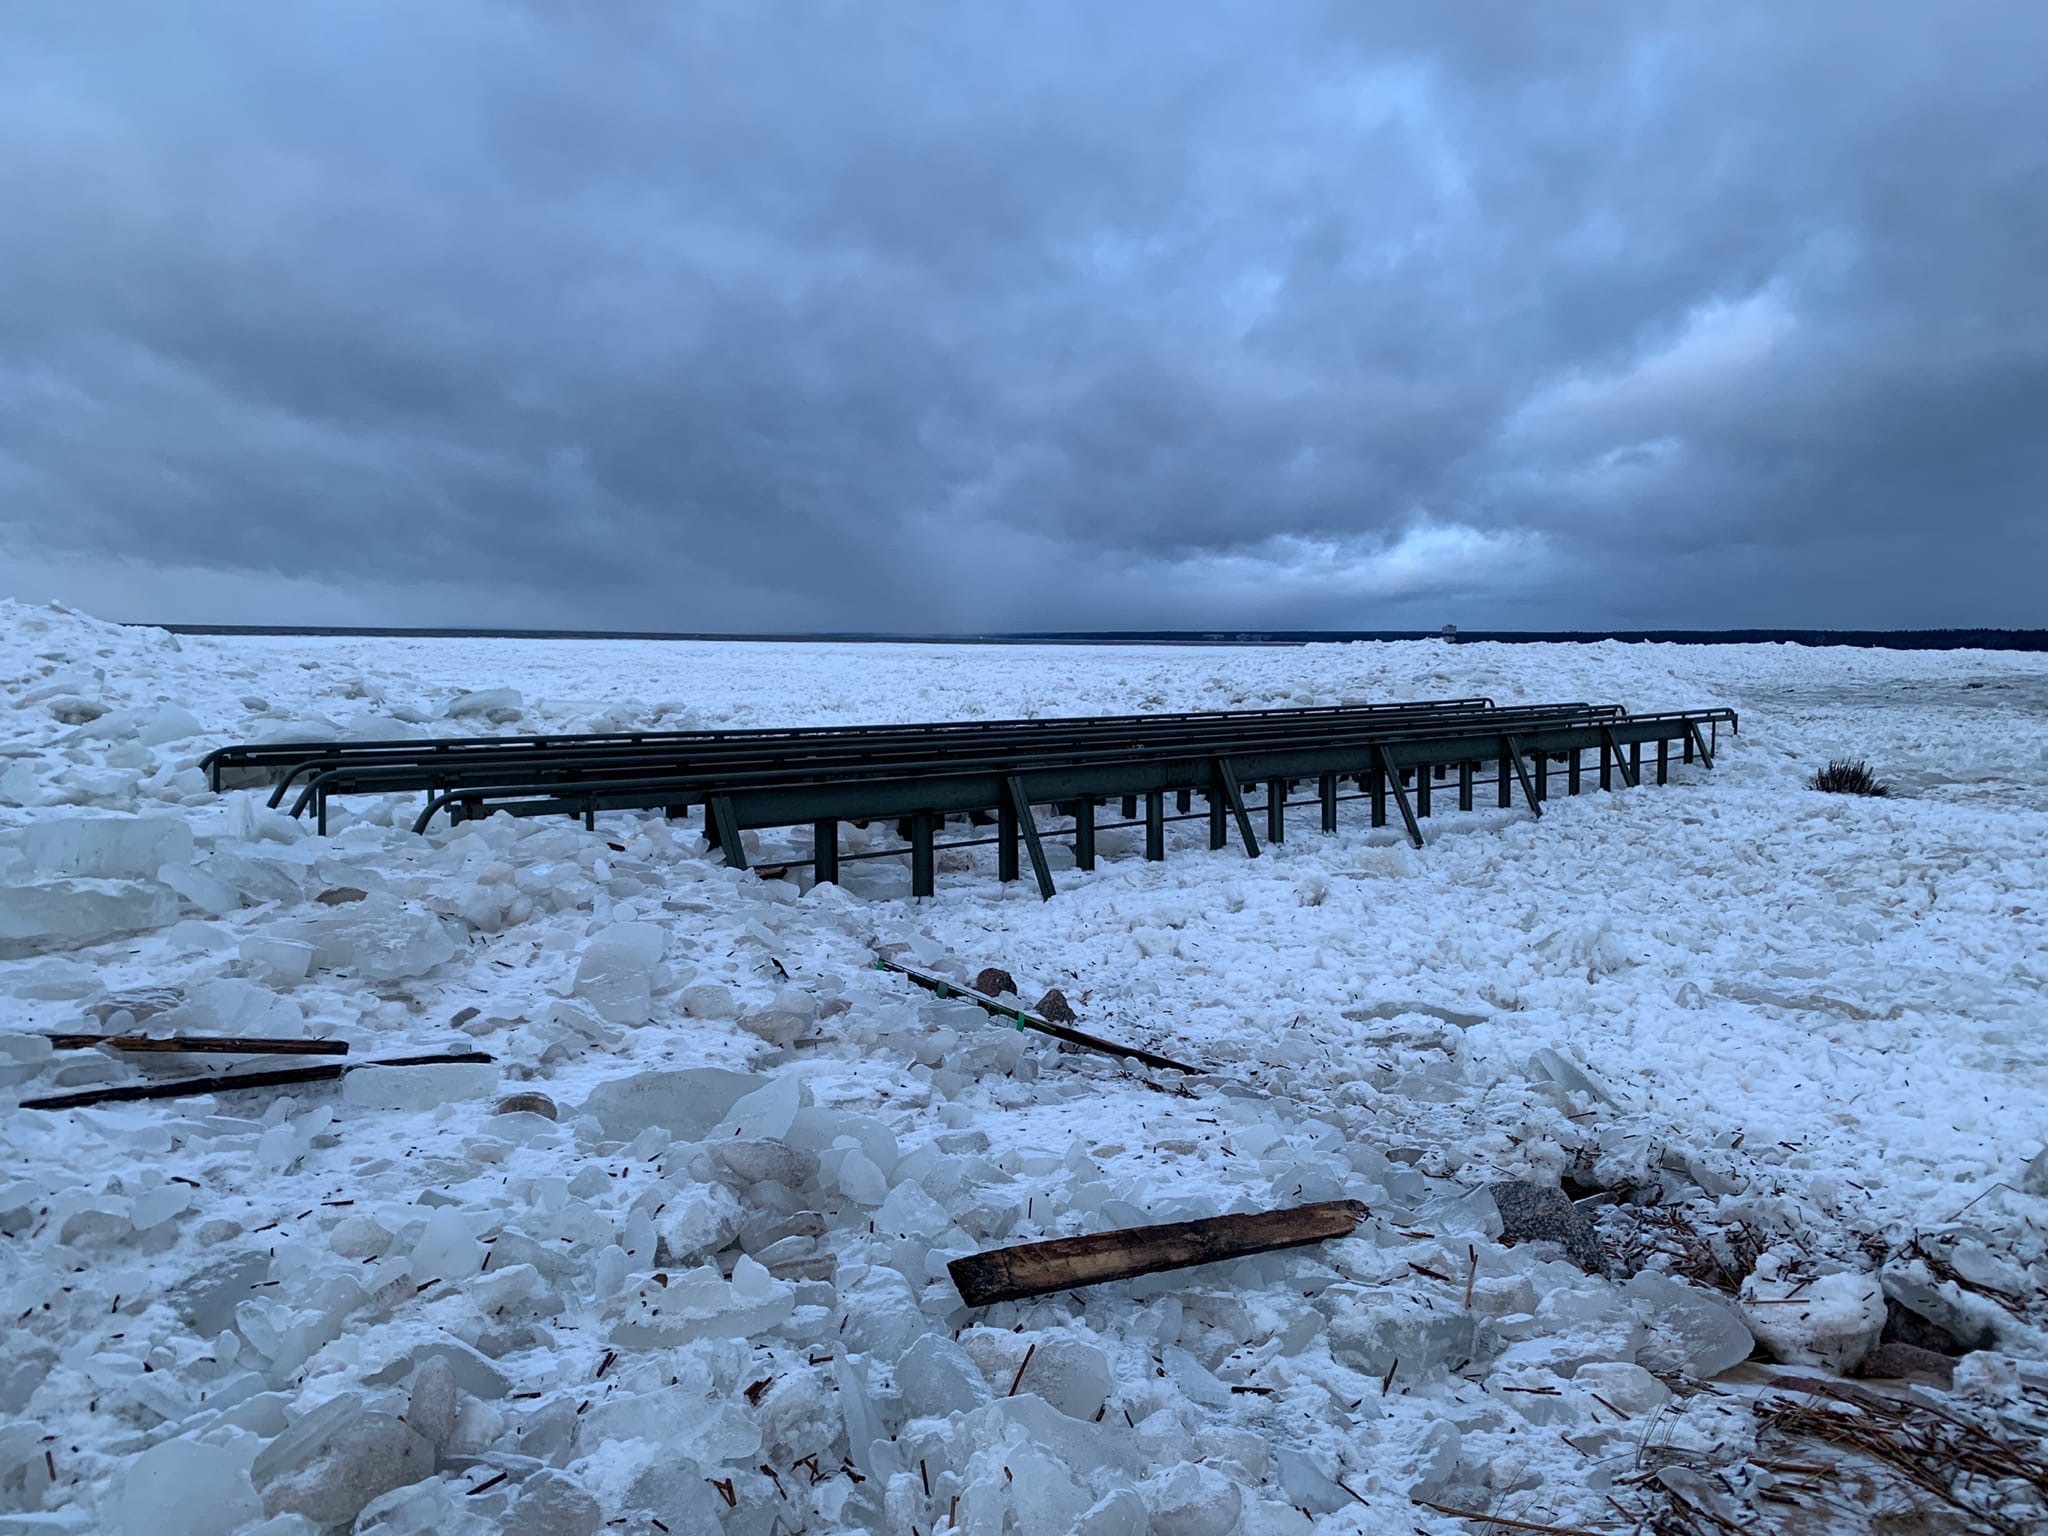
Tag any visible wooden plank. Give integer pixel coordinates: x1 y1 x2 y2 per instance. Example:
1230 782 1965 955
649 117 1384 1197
876 956 1204 1075
42 1034 349 1056
20 1051 492 1111
948 1198 1367 1306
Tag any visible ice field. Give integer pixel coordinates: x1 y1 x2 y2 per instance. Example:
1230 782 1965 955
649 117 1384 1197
2 599 2045 1534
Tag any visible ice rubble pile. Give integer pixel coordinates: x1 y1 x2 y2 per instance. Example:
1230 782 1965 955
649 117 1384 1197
4 600 2047 1534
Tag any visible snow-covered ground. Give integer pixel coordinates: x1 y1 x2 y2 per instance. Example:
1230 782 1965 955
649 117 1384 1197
3 598 2045 1535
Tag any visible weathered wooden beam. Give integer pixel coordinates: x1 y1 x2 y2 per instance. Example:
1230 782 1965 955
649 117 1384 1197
21 1051 492 1111
42 1034 349 1056
949 1198 1368 1306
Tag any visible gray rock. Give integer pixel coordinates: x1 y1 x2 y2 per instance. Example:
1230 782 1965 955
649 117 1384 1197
257 1410 434 1527
972 967 1018 998
1856 1342 1957 1386
1035 988 1077 1023
504 1469 602 1536
1487 1181 1608 1275
493 1092 558 1120
405 1355 458 1449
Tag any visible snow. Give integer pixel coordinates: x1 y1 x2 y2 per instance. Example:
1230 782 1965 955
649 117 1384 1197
1 596 2045 1533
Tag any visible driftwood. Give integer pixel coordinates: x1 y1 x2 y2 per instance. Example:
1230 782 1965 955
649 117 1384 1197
949 1198 1367 1306
876 956 1204 1075
20 1051 491 1111
43 1034 349 1056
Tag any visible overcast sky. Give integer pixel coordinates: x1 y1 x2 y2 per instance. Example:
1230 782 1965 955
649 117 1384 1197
3 4 2043 633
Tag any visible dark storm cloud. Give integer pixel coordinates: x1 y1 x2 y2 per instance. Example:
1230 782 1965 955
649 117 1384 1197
2 2 2043 629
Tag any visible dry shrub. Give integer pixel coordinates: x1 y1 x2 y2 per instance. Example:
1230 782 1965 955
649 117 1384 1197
1811 759 1891 796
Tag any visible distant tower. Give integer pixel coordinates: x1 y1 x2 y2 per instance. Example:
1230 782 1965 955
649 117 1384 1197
1441 624 1457 643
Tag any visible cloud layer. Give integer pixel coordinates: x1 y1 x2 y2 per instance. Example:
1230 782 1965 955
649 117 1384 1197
3 3 2044 630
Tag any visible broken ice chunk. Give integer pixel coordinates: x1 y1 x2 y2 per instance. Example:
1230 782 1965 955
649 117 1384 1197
341 1060 496 1113
1271 1445 1352 1516
874 1178 952 1239
21 814 194 880
156 860 241 916
1529 1046 1617 1106
240 936 316 981
679 980 738 1019
1012 1333 1115 1420
1002 1442 1094 1536
609 1258 794 1346
571 922 665 1025
652 1183 743 1264
710 1071 802 1140
0 879 182 955
281 893 459 981
442 688 521 720
711 1138 818 1189
1623 1271 1755 1377
160 977 307 1037
896 1332 993 1418
256 1409 435 1528
1739 1271 1885 1372
580 1067 763 1142
361 1340 510 1399
131 1184 192 1231
1323 1286 1477 1380
833 1148 889 1205
503 1470 602 1536
111 1436 261 1536
404 1355 459 1450
1571 1361 1670 1415
1140 1462 1242 1536
410 1208 484 1283
137 704 205 744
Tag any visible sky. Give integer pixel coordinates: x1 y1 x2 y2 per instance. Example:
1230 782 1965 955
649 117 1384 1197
2 3 2044 634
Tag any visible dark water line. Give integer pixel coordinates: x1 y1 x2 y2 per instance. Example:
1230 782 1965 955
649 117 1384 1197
137 624 2048 651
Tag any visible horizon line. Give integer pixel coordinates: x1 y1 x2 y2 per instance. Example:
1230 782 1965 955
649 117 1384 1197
127 622 2048 651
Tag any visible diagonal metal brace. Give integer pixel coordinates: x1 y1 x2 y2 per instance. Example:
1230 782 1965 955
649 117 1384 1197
711 796 748 869
1004 777 1057 900
1600 726 1641 789
1213 758 1261 857
1501 735 1543 816
1375 744 1425 848
1686 721 1715 770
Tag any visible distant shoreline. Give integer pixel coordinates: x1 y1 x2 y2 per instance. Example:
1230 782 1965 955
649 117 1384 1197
137 623 2048 651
